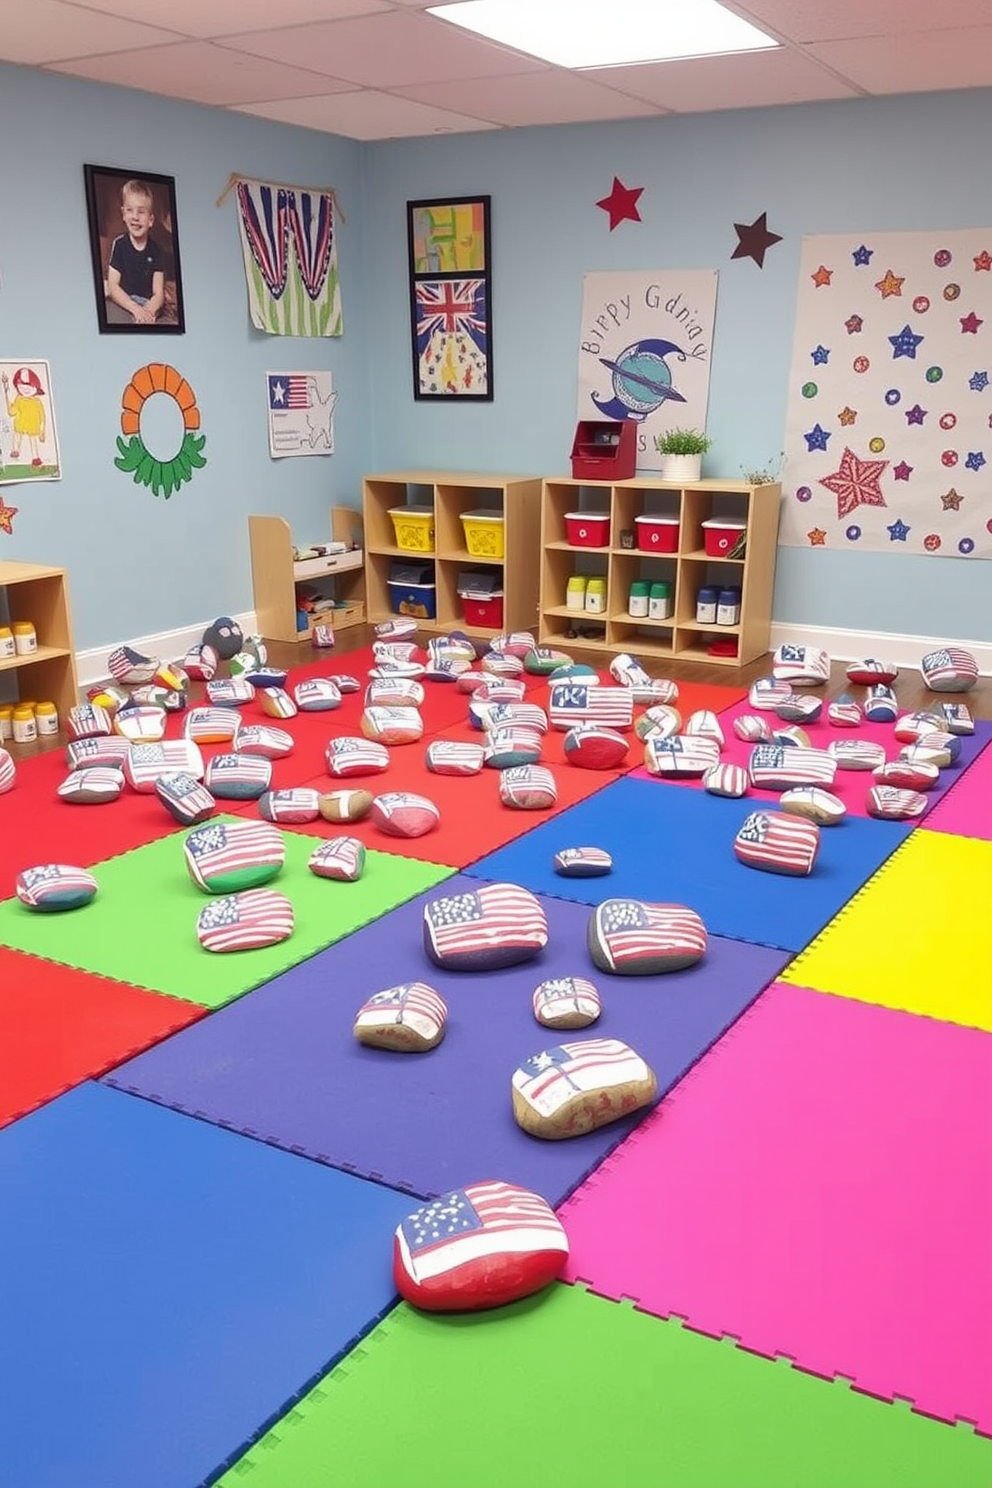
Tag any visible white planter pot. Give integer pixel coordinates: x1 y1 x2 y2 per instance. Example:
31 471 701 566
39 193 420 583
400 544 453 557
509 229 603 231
658 453 703 483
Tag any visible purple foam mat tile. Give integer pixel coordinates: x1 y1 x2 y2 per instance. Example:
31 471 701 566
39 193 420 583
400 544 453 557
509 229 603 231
103 878 788 1208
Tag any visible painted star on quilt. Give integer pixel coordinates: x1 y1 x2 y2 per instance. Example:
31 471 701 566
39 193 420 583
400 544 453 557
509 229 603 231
819 446 889 520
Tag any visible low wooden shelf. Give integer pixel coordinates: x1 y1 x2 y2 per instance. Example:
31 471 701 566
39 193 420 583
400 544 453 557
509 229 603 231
248 507 365 645
0 560 79 722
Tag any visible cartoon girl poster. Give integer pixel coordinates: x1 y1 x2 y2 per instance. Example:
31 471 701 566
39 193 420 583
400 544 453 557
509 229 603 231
0 360 62 484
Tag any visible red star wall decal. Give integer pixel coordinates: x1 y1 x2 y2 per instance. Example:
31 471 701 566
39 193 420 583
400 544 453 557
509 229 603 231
596 177 643 231
820 446 889 520
0 498 19 535
731 211 782 268
812 265 833 287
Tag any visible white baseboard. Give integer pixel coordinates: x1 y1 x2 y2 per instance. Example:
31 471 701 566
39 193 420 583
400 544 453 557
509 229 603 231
769 622 992 675
76 610 258 689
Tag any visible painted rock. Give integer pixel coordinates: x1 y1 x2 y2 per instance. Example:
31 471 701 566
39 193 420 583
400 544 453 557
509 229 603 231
244 666 289 690
553 847 613 878
635 706 683 742
206 677 255 706
196 889 294 952
846 658 900 686
901 733 960 769
425 740 485 775
15 863 99 912
65 736 130 772
86 683 128 715
483 727 543 769
548 681 633 732
204 752 272 800
152 662 186 693
361 706 423 745
512 1038 658 1140
921 647 978 693
0 748 15 794
734 810 821 876
57 766 124 804
318 788 374 822
431 634 477 663
827 694 863 728
373 640 422 665
937 701 974 736
368 660 426 681
424 657 473 684
393 1181 568 1312
828 739 887 771
312 624 336 649
154 772 216 825
523 647 572 676
374 616 419 641
325 737 390 778
107 644 159 685
423 882 549 970
873 759 940 792
124 739 204 791
182 643 219 682
703 763 749 798
66 703 113 740
329 674 361 694
184 819 286 894
866 786 928 821
294 678 343 712
732 714 772 743
863 685 898 723
472 700 548 734
113 703 168 743
259 787 322 824
370 791 440 837
308 836 366 882
685 710 725 746
780 786 846 825
472 679 527 704
551 664 600 683
748 678 794 711
365 676 424 709
588 898 707 974
748 743 836 789
202 617 243 661
235 724 295 760
481 651 525 679
643 734 720 778
533 976 601 1030
491 631 536 658
130 684 178 710
893 711 943 744
456 669 489 694
772 726 812 749
184 706 241 745
563 725 629 770
772 644 831 685
498 765 557 809
607 652 649 689
774 693 823 724
353 982 447 1052
258 687 298 720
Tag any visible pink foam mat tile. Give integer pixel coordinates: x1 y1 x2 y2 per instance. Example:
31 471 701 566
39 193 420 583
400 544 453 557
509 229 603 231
922 741 992 841
559 981 992 1434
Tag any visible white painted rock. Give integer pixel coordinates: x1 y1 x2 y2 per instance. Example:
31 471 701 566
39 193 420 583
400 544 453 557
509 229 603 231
635 705 682 742
873 760 940 792
184 707 241 745
365 677 424 709
65 736 130 772
361 706 423 745
57 767 124 804
353 982 447 1052
685 710 725 746
124 739 204 791
643 735 720 778
920 647 978 693
772 644 831 685
780 786 846 825
235 725 295 760
512 1038 657 1139
325 737 390 778
370 792 440 838
732 714 772 743
866 786 928 820
308 836 366 882
748 744 836 789
533 976 601 1029
294 678 343 712
703 763 749 798
828 739 887 772
498 765 557 809
259 788 322 823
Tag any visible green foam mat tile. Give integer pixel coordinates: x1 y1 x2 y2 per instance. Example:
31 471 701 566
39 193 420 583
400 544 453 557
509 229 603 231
0 818 454 1010
216 1285 992 1488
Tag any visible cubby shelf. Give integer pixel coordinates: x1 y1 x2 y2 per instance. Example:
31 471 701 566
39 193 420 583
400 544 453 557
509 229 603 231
0 561 79 724
248 509 366 645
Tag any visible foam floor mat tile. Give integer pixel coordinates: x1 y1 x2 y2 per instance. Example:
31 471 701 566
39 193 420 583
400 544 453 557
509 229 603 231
627 705 992 822
781 829 992 1029
922 741 992 842
0 818 454 1010
0 947 205 1127
560 982 992 1435
213 1286 992 1488
466 775 912 952
103 878 787 1205
0 1082 412 1488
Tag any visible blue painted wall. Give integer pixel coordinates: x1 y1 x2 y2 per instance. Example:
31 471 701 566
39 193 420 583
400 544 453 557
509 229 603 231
1 62 989 648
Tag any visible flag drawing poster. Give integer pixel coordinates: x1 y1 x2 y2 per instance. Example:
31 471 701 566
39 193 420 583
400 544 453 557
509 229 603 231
235 177 343 338
267 371 337 457
780 230 992 559
576 270 718 473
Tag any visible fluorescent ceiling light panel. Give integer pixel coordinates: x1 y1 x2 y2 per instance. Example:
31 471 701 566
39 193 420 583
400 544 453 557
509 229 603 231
427 0 779 69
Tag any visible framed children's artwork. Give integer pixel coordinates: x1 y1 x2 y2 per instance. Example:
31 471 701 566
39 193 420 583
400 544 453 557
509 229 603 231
406 195 493 401
83 164 186 334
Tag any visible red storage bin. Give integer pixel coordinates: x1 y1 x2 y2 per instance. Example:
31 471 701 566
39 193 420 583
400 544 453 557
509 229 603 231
570 419 637 480
460 592 504 628
564 511 610 547
702 519 747 558
635 515 680 552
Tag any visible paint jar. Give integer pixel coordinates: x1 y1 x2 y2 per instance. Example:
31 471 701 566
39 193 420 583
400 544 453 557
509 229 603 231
627 581 649 618
585 577 607 614
717 587 741 625
12 704 37 744
12 621 37 655
0 626 15 659
695 586 719 624
35 701 59 736
649 582 672 620
0 705 12 741
566 575 588 612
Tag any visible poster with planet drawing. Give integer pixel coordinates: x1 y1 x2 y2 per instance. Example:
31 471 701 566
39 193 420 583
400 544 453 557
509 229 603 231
780 230 992 559
576 269 718 472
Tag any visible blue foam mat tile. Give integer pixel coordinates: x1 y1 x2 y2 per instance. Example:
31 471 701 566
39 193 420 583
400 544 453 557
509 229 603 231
462 775 914 952
0 1082 412 1488
103 879 788 1207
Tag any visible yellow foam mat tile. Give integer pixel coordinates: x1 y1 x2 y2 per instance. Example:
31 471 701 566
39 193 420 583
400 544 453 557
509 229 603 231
782 829 992 1030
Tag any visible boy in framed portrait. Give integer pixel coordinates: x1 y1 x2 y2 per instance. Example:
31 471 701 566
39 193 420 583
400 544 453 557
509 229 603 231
105 178 166 326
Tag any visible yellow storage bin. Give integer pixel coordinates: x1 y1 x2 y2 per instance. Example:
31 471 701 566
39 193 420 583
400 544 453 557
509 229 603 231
388 505 435 552
460 509 505 559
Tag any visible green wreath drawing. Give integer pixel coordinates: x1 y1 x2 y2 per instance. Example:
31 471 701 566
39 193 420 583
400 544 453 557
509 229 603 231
114 362 206 498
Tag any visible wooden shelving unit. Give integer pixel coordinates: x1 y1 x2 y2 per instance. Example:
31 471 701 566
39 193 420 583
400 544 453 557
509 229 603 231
0 560 79 721
248 507 366 645
538 477 781 667
362 472 543 639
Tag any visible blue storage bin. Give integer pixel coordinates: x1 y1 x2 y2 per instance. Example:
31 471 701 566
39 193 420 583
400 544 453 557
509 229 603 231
387 561 437 620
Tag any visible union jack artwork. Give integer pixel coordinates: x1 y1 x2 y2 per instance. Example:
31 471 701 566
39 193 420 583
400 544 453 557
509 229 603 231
196 889 295 953
407 199 493 402
423 882 548 970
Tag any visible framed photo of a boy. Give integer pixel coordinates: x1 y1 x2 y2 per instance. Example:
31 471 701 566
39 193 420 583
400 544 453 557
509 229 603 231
84 164 185 333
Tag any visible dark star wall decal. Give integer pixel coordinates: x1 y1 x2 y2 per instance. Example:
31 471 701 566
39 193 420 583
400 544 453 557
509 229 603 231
596 177 643 231
731 211 782 268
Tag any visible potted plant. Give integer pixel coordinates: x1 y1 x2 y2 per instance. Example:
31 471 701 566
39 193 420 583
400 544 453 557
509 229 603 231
653 426 711 482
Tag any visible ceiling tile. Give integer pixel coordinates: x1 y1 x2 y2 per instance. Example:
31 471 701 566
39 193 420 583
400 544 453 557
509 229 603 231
220 9 546 86
235 89 500 140
46 41 351 105
728 0 992 43
65 0 390 37
0 0 179 64
395 70 667 127
592 47 862 112
806 26 992 92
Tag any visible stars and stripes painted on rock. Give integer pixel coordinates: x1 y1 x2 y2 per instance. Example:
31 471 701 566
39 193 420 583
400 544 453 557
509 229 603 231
195 888 295 953
643 734 720 778
774 693 823 724
107 645 158 685
258 788 321 824
863 685 898 723
866 786 929 820
65 736 131 771
748 743 837 790
484 727 543 769
827 739 887 772
772 644 831 685
15 863 99 912
325 737 390 778
184 707 241 745
308 836 366 882
734 810 821 876
154 772 217 825
533 976 601 1030
827 696 863 728
66 703 113 741
423 882 549 970
57 767 124 804
733 714 772 743
703 763 749 798
748 678 794 711
588 899 707 975
360 707 423 745
353 981 448 1052
0 748 15 794
552 846 613 878
393 1181 568 1312
846 658 899 686
936 700 974 735
780 787 847 825
369 792 440 838
511 1038 658 1139
203 753 273 801
124 740 204 792
206 678 255 707
471 700 548 734
425 740 485 776
498 765 557 810
235 725 295 760
183 820 286 894
364 677 423 709
873 759 940 792
920 647 978 693
548 682 633 732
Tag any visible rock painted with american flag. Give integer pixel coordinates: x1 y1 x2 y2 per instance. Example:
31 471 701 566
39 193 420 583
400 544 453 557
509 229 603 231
308 836 365 882
748 677 794 711
353 981 448 1052
865 786 928 821
732 713 773 743
533 976 601 1029
863 685 898 723
936 700 974 736
360 705 423 745
65 735 131 771
920 647 978 693
66 702 113 741
893 710 943 744
588 899 707 975
183 707 241 746
16 863 98 912
364 676 424 709
393 1180 568 1312
424 740 485 776
294 678 343 712
873 759 940 792
904 731 961 768
774 693 823 724
107 645 159 686
482 651 525 678
154 771 217 826
827 739 887 772
206 677 255 707
183 819 286 894
498 764 557 810
747 743 837 790
511 1038 658 1140
734 810 821 876
703 763 749 798
552 846 613 878
196 889 295 953
0 747 14 795
374 616 418 642
258 687 298 720
235 725 295 760
258 787 321 824
124 739 205 791
643 733 720 778
204 752 272 800
324 737 390 778
369 792 440 838
490 631 535 658
423 882 549 970
772 644 831 685
548 681 633 732
563 724 629 770
483 727 543 769
827 696 863 728
113 704 167 744
846 658 899 686
57 766 124 804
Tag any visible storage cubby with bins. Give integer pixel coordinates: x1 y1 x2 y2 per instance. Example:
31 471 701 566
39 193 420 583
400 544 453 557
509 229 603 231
363 472 542 639
0 560 79 725
539 477 781 666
